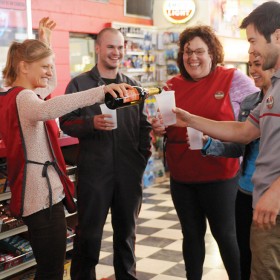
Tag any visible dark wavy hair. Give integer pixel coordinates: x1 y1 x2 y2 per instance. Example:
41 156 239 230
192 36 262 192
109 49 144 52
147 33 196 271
240 1 280 43
177 25 224 81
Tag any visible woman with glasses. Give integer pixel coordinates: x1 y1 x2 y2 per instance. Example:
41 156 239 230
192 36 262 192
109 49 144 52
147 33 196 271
151 25 258 280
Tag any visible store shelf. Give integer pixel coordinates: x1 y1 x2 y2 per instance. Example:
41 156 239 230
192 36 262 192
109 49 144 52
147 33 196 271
0 209 75 241
58 136 79 147
0 241 74 278
0 141 6 158
0 191 11 202
0 225 28 240
66 240 74 251
125 33 145 39
65 210 77 218
125 68 146 73
0 257 36 279
126 51 145 56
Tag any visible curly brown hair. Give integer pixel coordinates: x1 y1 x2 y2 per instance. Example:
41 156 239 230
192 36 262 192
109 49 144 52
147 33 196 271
177 25 224 80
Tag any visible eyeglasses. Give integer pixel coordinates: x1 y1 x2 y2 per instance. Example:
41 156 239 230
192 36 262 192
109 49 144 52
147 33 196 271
183 48 206 57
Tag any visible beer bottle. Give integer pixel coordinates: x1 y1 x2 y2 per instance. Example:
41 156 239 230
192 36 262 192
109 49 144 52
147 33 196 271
105 86 161 109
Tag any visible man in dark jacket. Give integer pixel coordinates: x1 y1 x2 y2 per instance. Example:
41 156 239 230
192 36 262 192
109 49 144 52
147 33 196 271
60 28 152 280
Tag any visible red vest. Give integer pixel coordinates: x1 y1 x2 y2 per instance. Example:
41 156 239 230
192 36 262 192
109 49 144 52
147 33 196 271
0 87 76 217
166 67 239 183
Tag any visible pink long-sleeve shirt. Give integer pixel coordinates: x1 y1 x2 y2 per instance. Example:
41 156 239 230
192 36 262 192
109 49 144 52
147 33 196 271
16 77 105 216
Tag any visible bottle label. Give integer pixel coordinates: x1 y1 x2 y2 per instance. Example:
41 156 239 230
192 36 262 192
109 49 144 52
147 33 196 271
123 88 140 103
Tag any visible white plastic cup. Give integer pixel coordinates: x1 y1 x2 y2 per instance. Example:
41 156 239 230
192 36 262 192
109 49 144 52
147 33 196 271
187 127 203 150
100 104 117 129
154 90 176 126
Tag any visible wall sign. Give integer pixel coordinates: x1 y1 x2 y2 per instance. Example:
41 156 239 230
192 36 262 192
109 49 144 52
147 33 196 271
163 0 196 24
0 0 26 10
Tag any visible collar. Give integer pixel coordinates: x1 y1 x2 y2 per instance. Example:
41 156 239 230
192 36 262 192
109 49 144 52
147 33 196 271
271 68 280 87
257 90 265 103
89 64 124 86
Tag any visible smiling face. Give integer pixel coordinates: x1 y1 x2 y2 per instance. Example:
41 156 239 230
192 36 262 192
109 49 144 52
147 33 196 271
248 53 273 94
18 55 53 90
246 24 280 71
182 36 213 81
24 56 54 89
96 30 124 72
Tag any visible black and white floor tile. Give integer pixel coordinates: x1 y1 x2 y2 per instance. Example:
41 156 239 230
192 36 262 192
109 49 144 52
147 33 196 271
10 179 228 280
96 180 228 280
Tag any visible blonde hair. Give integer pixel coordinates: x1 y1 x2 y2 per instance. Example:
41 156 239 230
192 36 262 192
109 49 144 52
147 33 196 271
2 39 53 86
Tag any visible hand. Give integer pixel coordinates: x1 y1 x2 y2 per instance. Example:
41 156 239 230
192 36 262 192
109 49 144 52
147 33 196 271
38 17 56 47
151 113 166 136
93 115 115 131
103 83 133 98
253 179 280 229
173 107 192 127
185 130 207 148
202 135 209 146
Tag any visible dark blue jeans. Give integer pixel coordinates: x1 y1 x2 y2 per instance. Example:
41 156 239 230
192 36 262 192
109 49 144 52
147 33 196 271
170 177 240 280
23 201 67 280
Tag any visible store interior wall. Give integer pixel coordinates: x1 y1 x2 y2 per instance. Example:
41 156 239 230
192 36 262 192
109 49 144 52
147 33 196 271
1 1 265 91
152 0 257 73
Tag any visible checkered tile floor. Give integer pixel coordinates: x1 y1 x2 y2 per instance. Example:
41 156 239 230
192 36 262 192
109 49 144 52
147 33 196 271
96 180 228 280
9 179 228 280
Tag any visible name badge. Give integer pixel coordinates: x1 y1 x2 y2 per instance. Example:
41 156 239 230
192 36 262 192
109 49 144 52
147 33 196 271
266 96 274 109
214 91 224 99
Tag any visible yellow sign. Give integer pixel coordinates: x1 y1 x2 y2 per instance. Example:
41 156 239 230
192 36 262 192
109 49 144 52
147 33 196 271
163 0 196 24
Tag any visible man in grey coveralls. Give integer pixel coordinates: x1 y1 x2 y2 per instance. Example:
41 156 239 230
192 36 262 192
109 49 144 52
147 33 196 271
60 28 152 280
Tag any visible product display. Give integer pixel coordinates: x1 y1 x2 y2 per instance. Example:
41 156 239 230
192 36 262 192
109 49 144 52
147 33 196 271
105 86 162 109
143 149 165 188
0 160 7 194
0 235 33 272
0 143 78 279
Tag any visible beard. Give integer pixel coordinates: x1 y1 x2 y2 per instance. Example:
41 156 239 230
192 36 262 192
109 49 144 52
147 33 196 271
262 46 278 71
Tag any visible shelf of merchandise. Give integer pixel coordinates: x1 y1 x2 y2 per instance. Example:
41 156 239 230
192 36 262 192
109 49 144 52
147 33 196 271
125 33 145 39
112 22 158 87
0 136 78 279
0 191 11 202
0 207 76 241
0 225 28 240
0 240 74 278
124 68 146 73
0 141 6 158
126 51 145 56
